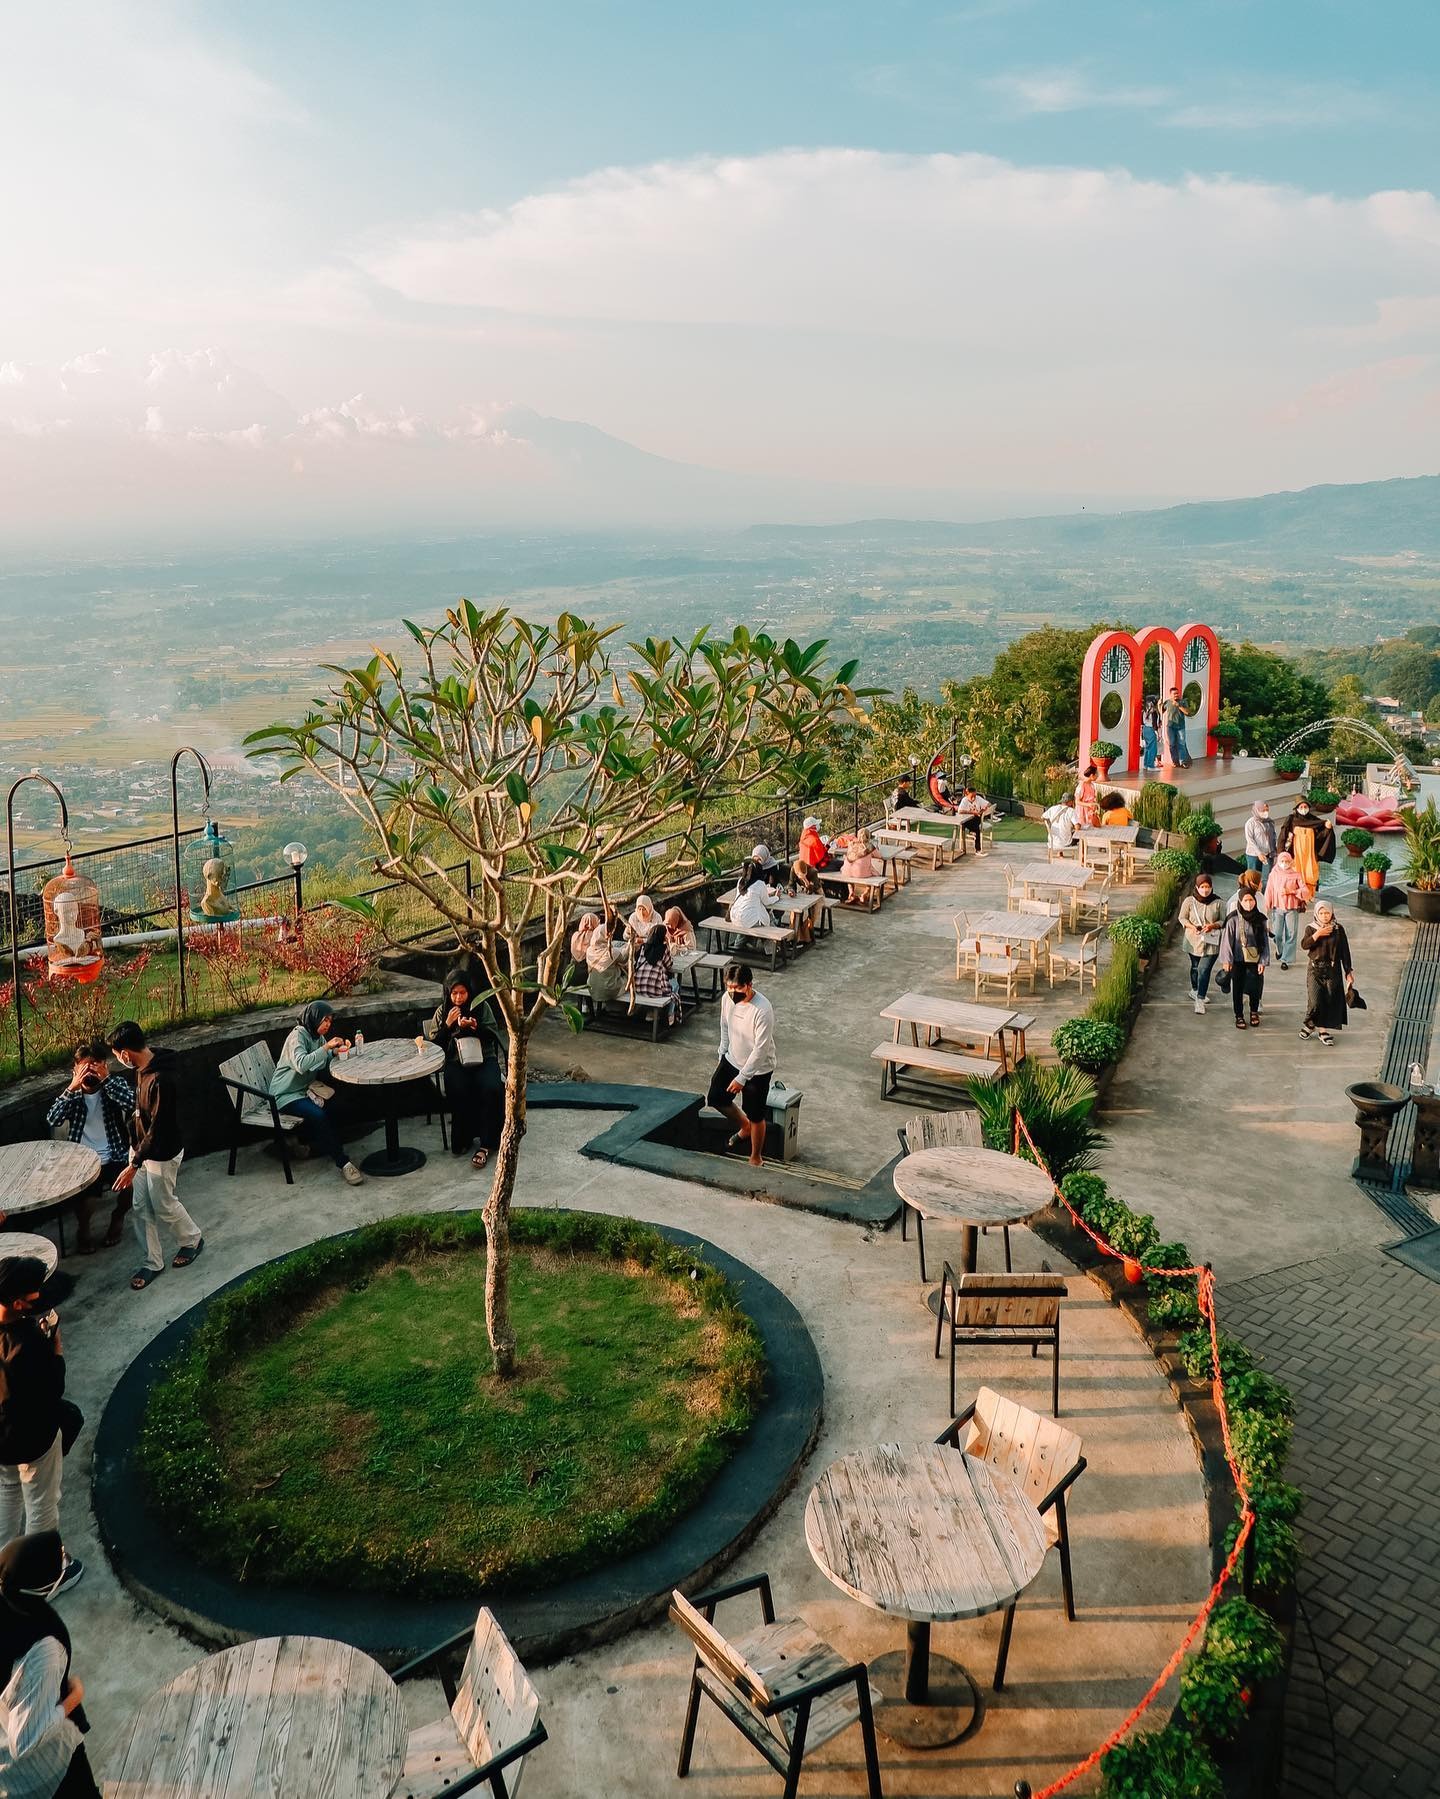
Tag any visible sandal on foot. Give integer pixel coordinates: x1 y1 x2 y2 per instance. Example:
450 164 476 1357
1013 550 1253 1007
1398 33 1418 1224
471 1148 490 1170
172 1237 204 1269
130 1267 164 1290
1235 1017 1247 1029
1299 1025 1317 1039
1318 1031 1335 1046
727 1134 748 1153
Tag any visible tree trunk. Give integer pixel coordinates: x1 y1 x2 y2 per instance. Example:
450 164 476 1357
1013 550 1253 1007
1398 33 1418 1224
483 1024 530 1377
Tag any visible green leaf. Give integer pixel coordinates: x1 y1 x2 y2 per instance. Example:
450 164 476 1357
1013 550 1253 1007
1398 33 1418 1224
504 772 531 807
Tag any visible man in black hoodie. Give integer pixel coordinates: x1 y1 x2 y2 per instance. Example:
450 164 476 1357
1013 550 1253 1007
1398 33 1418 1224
0 1256 83 1593
107 1021 204 1292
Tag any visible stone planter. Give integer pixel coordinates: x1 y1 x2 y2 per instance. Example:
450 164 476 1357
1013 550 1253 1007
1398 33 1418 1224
1407 885 1440 923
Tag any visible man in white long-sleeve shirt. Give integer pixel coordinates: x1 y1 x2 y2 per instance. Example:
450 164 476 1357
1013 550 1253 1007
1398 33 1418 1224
707 964 777 1168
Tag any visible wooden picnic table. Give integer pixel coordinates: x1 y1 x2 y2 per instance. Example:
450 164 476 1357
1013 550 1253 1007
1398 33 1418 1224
961 908 1058 950
819 871 885 912
329 1038 445 1178
104 1633 407 1799
887 806 968 849
1022 863 1096 924
1078 824 1139 845
875 826 946 871
891 1144 1054 1279
0 1231 60 1278
881 991 1020 1069
805 1442 1048 1748
0 1141 101 1223
1078 824 1140 876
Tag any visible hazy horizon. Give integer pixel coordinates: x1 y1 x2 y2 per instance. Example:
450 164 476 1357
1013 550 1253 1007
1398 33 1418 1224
3 2 1439 550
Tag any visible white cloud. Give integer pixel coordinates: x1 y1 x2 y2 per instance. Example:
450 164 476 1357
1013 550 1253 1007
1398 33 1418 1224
986 68 1171 115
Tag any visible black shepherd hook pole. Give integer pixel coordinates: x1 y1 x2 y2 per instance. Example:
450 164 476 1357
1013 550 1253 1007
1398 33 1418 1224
6 774 70 1073
170 747 213 1016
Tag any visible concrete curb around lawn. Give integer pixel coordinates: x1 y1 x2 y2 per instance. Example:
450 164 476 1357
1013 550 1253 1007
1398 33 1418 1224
92 1216 823 1668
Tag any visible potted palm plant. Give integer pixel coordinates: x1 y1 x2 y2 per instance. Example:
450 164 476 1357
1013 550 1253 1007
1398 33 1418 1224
1361 849 1392 891
1402 800 1440 922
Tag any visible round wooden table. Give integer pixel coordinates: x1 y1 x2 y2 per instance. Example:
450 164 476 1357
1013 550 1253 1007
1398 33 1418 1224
805 1442 1049 1748
0 1231 61 1279
0 1141 102 1228
104 1634 407 1799
891 1144 1053 1288
329 1038 446 1176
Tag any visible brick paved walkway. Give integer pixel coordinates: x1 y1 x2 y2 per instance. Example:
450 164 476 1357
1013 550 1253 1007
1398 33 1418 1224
1223 1251 1440 1799
1100 897 1439 1797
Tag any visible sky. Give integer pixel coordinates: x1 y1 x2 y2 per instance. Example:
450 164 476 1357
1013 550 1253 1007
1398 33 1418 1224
2 0 1438 542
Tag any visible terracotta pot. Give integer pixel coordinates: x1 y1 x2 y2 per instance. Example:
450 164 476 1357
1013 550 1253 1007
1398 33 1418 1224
1095 758 1113 780
1366 869 1385 889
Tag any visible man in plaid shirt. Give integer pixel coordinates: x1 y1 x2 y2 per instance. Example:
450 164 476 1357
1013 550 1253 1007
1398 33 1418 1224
44 1041 134 1253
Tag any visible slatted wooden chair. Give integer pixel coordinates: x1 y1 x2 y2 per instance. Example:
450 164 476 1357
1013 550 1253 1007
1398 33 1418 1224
936 1387 1087 1689
1074 874 1113 930
933 1270 1066 1415
1048 927 1100 993
1001 863 1022 911
895 1110 1013 1278
217 1041 300 1183
952 913 978 979
393 1608 547 1798
972 937 1032 1003
670 1576 883 1799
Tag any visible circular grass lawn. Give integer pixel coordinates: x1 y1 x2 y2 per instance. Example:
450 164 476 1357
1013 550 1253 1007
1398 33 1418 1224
138 1211 766 1598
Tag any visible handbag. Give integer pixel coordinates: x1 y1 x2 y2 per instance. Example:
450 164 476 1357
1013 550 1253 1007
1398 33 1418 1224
455 1036 488 1066
1215 967 1231 993
307 1080 335 1103
1346 986 1367 1010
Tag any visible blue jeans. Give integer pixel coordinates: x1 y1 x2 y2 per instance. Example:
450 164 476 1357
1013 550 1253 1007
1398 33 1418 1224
1245 855 1273 886
1141 725 1159 771
1271 909 1299 964
282 1095 347 1167
1167 724 1190 766
1189 951 1218 998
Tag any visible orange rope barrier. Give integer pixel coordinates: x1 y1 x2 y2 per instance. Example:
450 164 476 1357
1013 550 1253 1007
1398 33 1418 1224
1009 1110 1257 1796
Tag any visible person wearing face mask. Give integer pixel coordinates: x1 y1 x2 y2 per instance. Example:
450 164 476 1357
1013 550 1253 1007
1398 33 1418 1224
1244 802 1277 885
1277 798 1335 892
1299 901 1354 1047
1218 888 1270 1029
1178 873 1224 1014
1263 851 1312 969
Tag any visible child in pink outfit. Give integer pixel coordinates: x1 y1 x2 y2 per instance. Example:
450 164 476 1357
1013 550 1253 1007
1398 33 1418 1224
1264 851 1311 968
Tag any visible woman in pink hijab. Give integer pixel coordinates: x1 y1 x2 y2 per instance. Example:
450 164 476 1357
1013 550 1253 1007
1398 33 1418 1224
1263 850 1311 970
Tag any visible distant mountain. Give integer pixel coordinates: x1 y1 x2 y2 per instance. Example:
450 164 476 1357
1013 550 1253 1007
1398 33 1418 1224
745 474 1440 556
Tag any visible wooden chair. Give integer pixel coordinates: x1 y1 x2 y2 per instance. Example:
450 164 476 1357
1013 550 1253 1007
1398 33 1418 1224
972 938 1032 1004
895 1110 1012 1279
1074 875 1113 930
670 1576 883 1799
936 1388 1087 1689
1017 895 1063 956
218 1041 300 1183
1001 863 1022 911
933 1270 1066 1415
952 913 978 979
1048 927 1100 992
393 1608 547 1799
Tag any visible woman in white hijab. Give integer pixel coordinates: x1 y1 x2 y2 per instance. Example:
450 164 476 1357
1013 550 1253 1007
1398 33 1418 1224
627 893 659 942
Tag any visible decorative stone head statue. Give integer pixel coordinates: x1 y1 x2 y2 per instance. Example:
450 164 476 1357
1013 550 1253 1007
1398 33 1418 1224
200 857 232 918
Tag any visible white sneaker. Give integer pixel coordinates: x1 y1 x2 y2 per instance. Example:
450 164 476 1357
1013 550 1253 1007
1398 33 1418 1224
1194 996 1205 1014
341 1162 365 1186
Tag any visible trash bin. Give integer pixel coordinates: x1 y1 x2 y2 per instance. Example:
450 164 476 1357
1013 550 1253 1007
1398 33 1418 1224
766 1079 802 1164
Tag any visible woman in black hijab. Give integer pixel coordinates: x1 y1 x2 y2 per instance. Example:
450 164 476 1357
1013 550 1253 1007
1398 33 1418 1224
1218 887 1271 1030
429 965 505 1169
0 1532 98 1797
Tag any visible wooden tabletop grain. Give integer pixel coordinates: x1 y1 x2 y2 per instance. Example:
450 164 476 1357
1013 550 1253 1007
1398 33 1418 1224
0 1141 102 1214
805 1443 1049 1623
881 991 1018 1039
104 1635 407 1799
1022 866 1096 892
328 1038 445 1088
891 1144 1054 1226
0 1231 60 1276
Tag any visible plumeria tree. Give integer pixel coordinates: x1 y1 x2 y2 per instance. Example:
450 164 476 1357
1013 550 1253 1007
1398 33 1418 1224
247 606 873 1374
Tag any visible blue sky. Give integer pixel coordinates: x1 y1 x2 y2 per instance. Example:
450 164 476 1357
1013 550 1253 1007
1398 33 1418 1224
1 0 1437 541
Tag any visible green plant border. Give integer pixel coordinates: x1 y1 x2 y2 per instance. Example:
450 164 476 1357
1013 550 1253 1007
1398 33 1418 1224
137 1209 767 1597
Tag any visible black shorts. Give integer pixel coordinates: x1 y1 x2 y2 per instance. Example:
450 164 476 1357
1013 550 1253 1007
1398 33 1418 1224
707 1058 773 1124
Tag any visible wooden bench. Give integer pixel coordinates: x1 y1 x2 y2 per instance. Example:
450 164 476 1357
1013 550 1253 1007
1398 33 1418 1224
218 1041 301 1183
698 914 794 970
393 1606 547 1799
872 1040 1004 1101
877 825 946 871
670 1576 882 1799
820 872 885 912
564 985 673 1041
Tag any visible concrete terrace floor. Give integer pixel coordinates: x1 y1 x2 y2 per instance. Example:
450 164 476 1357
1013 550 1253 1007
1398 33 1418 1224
1099 885 1440 1798
537 838 1135 1181
55 1124 1210 1797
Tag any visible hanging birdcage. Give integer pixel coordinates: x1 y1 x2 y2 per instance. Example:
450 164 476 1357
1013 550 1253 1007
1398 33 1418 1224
185 819 240 923
41 847 103 983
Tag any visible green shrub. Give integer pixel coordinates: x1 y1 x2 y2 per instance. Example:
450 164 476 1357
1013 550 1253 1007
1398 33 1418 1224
1361 849 1392 874
1149 1282 1202 1328
1110 913 1163 957
1059 1170 1108 1211
1272 752 1306 776
1226 1484 1302 1589
1106 1205 1160 1260
1134 869 1182 925
1305 786 1339 809
1135 780 1178 831
1090 738 1122 762
1014 761 1073 807
973 754 1015 799
1230 1406 1295 1487
1151 846 1199 878
1212 720 1241 743
1179 1596 1285 1741
1052 1016 1126 1074
1101 1723 1223 1799
1090 940 1140 1026
1339 826 1374 854
1178 806 1221 843
968 1059 1105 1180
